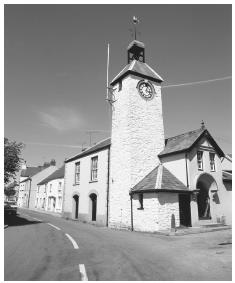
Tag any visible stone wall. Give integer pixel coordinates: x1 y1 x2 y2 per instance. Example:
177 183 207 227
109 74 165 229
132 192 180 232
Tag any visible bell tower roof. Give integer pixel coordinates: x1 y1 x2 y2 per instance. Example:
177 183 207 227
110 60 164 86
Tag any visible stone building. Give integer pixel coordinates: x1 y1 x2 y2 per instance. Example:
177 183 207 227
63 39 232 231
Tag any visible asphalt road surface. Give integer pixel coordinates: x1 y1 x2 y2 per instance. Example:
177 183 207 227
5 208 232 281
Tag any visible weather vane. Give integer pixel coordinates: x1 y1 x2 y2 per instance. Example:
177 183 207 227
131 16 140 40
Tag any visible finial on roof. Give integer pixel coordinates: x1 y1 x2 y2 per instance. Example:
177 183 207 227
201 120 205 129
133 16 140 40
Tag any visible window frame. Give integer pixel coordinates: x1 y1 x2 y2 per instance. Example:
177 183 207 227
90 156 98 181
75 162 81 184
137 193 144 210
197 150 204 171
209 152 216 172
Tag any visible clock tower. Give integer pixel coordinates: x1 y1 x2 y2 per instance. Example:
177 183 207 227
108 39 165 229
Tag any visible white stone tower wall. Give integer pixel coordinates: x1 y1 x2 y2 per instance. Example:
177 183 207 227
109 75 165 229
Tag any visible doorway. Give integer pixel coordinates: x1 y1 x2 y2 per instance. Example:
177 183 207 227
73 195 79 219
90 193 97 221
196 174 217 220
179 194 191 227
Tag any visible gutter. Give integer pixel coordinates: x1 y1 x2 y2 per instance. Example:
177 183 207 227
130 188 192 195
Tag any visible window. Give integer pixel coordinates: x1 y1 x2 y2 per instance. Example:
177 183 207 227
50 184 52 193
91 156 98 181
58 181 62 192
58 196 62 208
138 194 144 210
197 151 203 170
75 162 80 184
209 152 216 171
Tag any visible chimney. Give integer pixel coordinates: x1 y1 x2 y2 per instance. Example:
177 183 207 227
21 160 27 170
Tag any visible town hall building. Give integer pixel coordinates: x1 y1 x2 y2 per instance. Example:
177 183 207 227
62 39 232 232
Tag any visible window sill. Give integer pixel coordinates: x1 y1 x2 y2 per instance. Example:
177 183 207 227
89 180 98 183
73 183 80 186
198 168 204 171
137 207 144 210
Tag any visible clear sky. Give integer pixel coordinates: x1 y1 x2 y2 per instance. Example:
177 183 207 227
4 4 232 168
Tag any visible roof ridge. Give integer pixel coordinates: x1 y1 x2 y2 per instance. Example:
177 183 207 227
166 127 204 141
65 137 111 162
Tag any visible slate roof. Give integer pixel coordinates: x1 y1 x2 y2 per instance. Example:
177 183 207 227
21 167 42 177
222 171 232 182
38 165 65 186
159 128 224 158
131 164 189 194
65 138 111 163
110 60 164 86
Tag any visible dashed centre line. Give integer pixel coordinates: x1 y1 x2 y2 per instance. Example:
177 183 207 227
47 223 61 230
65 233 79 249
79 264 88 281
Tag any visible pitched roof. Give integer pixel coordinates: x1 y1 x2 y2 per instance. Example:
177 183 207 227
131 164 189 194
20 167 42 177
65 138 111 163
110 60 164 86
37 165 65 185
159 128 224 157
222 171 232 182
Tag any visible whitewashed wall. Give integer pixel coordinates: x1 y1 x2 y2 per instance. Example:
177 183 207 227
28 166 57 209
160 153 187 186
132 192 180 232
109 75 164 229
63 148 109 225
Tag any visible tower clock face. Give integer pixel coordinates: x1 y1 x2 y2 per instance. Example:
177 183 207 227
137 80 154 100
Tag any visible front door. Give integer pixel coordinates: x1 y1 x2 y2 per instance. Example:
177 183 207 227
179 194 191 227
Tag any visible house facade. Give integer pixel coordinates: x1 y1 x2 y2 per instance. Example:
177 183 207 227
62 38 232 231
36 166 65 213
63 139 110 225
18 164 57 209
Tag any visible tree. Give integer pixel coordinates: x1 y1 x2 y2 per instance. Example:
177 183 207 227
50 159 56 166
4 138 24 184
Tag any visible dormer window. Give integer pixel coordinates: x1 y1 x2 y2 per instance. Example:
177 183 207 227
197 151 203 170
209 152 216 171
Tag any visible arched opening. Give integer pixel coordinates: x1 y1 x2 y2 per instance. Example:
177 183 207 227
73 194 79 219
90 193 97 221
196 174 217 220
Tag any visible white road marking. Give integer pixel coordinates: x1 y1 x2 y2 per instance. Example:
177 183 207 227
79 264 88 281
65 233 79 249
47 223 61 230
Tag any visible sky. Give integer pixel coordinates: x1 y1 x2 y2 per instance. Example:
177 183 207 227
4 4 232 168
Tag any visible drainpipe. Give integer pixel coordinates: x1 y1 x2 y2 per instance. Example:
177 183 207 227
106 147 110 227
28 178 32 208
185 153 189 188
130 192 134 231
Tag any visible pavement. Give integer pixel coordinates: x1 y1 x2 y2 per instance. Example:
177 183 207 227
4 208 232 281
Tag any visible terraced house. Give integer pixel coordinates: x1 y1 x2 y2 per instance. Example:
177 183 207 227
36 165 65 213
62 38 231 232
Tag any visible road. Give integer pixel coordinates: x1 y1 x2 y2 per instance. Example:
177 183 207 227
5 208 232 281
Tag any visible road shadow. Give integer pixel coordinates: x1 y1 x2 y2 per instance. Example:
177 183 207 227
4 214 41 227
